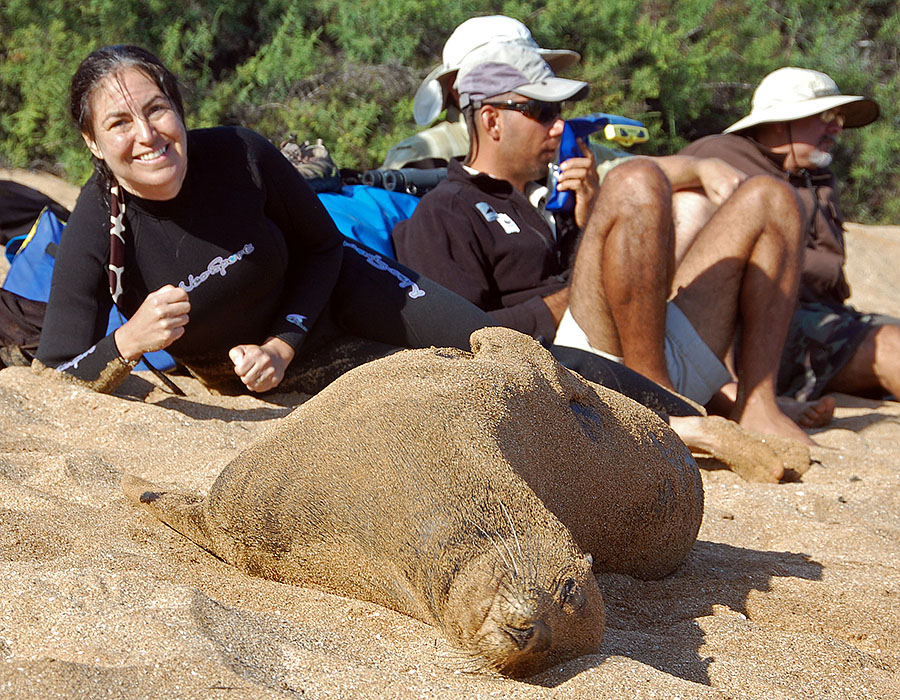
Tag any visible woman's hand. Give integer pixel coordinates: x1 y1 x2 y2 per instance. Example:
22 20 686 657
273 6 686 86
114 284 190 360
556 138 600 229
229 336 296 393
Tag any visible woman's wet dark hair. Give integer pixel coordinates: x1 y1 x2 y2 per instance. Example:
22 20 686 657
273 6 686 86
69 45 185 186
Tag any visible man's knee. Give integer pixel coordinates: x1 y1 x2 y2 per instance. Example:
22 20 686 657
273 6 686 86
833 324 900 394
733 174 804 233
581 158 674 252
600 157 672 211
874 324 900 382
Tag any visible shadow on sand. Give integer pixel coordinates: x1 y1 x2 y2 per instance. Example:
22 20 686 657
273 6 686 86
535 540 823 687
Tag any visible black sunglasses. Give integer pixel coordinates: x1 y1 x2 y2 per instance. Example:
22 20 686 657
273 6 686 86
480 99 563 124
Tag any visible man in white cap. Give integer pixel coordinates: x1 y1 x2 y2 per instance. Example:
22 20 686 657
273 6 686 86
381 14 746 198
680 67 899 403
381 15 584 170
393 44 816 456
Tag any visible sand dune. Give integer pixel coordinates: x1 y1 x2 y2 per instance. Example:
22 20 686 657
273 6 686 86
0 224 898 698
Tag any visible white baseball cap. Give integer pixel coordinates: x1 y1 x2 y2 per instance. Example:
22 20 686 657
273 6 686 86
724 67 879 133
413 15 580 125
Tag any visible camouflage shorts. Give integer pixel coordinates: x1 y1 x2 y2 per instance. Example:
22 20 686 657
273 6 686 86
777 302 899 400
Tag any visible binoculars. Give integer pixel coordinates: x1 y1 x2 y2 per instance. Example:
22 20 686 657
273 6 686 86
361 168 448 196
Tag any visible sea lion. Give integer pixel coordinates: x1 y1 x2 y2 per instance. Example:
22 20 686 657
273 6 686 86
124 328 609 678
123 327 701 675
463 329 704 581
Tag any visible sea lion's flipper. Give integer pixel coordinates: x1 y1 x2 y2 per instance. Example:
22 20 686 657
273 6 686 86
745 432 813 482
122 474 214 552
470 328 595 402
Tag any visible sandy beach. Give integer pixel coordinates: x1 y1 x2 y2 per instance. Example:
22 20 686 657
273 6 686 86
0 223 898 699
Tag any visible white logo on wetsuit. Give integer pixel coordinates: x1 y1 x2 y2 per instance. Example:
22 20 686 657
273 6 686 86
57 344 98 372
286 314 308 331
342 240 425 299
179 244 255 292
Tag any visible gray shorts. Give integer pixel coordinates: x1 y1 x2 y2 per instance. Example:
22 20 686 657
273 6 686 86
554 303 731 405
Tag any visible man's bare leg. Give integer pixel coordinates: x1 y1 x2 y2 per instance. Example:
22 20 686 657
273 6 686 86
673 187 836 429
671 174 813 444
568 159 675 390
826 324 900 399
671 189 718 267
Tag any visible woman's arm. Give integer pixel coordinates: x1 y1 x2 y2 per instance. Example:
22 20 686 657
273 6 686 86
34 181 136 392
113 284 190 360
245 129 344 356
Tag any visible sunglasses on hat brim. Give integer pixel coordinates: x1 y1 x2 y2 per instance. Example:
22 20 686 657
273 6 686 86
818 108 845 127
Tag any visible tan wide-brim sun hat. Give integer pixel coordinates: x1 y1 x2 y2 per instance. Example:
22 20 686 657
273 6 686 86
724 67 879 134
413 15 580 126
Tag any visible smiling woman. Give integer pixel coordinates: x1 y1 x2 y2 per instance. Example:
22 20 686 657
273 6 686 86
34 45 496 396
80 68 187 201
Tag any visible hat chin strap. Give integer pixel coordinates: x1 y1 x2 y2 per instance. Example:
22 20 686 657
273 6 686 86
786 122 798 172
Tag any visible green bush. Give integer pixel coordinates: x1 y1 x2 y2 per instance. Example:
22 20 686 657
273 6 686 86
2 0 898 223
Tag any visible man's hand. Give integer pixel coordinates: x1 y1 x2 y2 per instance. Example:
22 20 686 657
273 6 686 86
694 157 747 205
114 284 190 361
229 336 296 393
555 138 600 229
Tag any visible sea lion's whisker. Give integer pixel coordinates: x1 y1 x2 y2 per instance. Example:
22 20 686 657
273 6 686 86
494 527 520 579
523 536 540 583
498 500 524 577
438 643 497 676
511 534 539 588
435 648 487 675
480 501 519 578
473 522 514 574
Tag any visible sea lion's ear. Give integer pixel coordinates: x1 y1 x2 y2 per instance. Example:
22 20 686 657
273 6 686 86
469 327 527 356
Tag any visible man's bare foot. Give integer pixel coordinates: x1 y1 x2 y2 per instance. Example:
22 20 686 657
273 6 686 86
733 400 817 446
777 394 836 428
669 416 784 483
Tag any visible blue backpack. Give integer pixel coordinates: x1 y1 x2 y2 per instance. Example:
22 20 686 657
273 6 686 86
2 208 176 372
317 185 420 258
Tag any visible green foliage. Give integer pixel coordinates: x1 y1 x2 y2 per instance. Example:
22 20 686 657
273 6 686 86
2 0 900 223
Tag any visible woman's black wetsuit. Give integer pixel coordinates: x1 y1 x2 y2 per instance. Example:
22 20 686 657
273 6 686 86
36 126 489 393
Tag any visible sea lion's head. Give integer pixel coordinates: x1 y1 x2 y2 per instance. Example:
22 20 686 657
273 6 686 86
444 535 605 678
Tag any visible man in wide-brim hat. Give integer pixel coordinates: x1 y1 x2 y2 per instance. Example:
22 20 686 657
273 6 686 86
680 67 899 404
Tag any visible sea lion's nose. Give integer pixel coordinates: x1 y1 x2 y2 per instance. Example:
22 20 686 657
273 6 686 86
504 620 551 652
